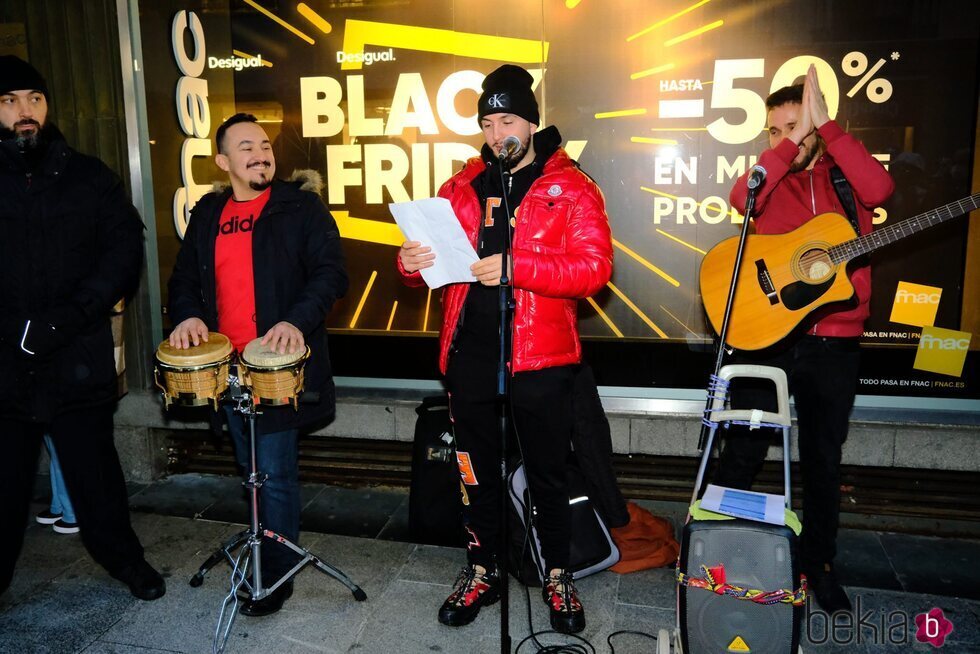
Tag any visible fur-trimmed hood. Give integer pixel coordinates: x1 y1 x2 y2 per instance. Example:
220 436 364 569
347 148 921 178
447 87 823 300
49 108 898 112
210 168 323 194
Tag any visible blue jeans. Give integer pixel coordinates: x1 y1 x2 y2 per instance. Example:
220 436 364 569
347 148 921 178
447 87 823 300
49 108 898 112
43 435 76 523
223 407 300 581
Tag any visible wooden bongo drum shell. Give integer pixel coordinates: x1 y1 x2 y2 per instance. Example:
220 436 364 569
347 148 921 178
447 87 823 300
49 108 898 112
154 333 233 409
239 338 310 410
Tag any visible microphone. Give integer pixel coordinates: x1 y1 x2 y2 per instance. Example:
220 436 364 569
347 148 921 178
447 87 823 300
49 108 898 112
498 135 522 161
746 164 767 190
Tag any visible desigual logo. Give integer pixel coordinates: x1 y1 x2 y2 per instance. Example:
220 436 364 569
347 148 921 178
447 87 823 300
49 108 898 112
220 216 254 234
335 48 396 65
895 289 941 304
919 334 970 351
208 55 264 71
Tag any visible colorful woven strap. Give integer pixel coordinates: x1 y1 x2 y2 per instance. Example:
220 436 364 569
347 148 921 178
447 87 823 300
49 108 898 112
676 563 807 606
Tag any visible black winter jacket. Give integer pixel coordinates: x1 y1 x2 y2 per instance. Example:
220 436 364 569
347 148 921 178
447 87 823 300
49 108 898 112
167 173 348 434
0 127 144 422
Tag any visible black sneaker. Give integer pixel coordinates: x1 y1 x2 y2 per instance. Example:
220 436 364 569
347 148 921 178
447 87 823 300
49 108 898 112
807 564 851 614
36 510 62 525
438 564 500 627
52 519 79 534
240 581 294 617
543 569 585 634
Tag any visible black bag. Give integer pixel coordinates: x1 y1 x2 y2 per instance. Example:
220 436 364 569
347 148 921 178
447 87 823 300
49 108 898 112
408 396 463 547
507 461 620 586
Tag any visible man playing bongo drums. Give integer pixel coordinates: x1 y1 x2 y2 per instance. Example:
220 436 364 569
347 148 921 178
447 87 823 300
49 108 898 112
167 113 348 616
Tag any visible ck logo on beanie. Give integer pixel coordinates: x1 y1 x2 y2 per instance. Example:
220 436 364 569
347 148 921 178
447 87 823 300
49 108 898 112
487 93 508 109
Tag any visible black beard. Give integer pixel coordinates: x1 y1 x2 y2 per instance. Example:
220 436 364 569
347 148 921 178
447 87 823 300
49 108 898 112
501 135 532 168
1 121 46 152
789 138 822 173
249 178 273 192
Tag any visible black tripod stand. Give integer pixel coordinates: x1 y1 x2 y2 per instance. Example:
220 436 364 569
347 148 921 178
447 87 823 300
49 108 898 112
189 382 366 653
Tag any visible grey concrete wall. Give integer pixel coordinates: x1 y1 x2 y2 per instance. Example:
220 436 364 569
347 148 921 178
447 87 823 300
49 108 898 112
112 391 980 482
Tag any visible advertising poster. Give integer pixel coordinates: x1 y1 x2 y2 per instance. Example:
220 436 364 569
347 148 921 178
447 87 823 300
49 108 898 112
139 0 980 396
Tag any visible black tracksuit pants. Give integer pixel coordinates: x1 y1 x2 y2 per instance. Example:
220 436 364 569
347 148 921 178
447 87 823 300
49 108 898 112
446 345 574 574
714 335 861 572
0 403 146 594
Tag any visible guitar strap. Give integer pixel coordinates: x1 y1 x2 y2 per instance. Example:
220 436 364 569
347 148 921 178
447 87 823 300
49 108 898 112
829 166 861 234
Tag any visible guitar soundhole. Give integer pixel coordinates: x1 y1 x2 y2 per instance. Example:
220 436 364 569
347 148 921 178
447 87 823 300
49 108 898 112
798 248 833 282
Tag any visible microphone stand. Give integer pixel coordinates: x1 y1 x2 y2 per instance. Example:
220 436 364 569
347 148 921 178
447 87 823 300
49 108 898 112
694 176 762 469
494 152 516 654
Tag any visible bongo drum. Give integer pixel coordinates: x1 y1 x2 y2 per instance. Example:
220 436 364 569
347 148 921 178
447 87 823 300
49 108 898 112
239 338 310 409
154 333 233 409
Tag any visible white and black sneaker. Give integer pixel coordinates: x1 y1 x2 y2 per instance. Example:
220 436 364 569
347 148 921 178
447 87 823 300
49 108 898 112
36 510 62 525
52 519 79 534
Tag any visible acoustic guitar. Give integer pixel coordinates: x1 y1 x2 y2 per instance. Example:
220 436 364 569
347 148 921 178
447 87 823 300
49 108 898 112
699 193 980 351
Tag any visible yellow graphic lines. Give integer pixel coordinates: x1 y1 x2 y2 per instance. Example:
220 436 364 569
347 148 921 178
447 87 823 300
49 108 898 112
631 63 676 80
297 3 332 34
641 187 736 221
659 304 699 336
340 20 550 70
586 298 623 338
612 239 680 287
595 108 647 120
564 140 588 161
242 0 314 45
386 301 398 331
656 228 706 255
423 289 433 332
334 212 405 247
565 0 584 7
349 270 378 329
632 136 679 145
232 50 273 68
626 0 713 42
664 20 724 47
608 283 668 338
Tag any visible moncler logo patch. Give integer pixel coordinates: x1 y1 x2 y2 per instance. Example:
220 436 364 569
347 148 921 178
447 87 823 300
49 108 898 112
548 184 562 197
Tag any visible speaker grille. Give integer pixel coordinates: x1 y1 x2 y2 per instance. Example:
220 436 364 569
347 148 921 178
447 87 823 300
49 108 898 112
681 520 799 654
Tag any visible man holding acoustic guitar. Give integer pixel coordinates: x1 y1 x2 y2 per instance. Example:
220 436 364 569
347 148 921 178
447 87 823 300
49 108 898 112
713 64 894 615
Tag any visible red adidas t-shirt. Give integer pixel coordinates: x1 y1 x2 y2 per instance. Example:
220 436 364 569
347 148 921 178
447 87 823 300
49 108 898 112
215 188 270 352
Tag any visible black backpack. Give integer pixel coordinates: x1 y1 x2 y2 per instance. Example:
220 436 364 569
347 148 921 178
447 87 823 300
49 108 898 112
407 396 463 547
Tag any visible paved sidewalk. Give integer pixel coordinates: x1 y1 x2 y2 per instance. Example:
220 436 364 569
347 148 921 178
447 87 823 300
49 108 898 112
2 476 979 653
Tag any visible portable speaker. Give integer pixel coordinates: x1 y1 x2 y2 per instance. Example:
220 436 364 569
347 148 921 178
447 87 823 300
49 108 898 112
679 518 802 654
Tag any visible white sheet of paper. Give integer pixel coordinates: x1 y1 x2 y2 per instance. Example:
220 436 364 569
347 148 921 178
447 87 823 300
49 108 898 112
700 484 785 526
389 198 479 289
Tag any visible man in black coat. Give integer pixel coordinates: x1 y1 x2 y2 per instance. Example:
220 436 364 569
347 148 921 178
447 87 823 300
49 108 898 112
167 113 348 616
0 56 165 600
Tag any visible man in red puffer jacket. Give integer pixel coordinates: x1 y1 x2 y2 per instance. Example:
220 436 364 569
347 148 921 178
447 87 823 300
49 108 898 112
398 64 612 635
719 64 894 616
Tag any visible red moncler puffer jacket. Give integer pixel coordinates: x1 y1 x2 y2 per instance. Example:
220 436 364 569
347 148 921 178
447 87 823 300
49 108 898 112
398 147 613 374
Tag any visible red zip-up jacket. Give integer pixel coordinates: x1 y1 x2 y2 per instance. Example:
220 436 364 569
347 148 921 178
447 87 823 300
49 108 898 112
730 120 894 337
398 147 613 374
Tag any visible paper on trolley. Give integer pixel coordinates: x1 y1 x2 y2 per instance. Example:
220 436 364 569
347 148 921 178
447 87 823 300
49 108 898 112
389 198 479 289
700 484 786 526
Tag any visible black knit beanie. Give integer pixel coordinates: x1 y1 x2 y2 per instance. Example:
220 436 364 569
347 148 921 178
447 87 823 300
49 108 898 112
0 55 48 97
477 64 539 125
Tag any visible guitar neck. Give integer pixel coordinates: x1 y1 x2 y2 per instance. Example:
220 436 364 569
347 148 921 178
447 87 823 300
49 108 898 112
830 192 980 263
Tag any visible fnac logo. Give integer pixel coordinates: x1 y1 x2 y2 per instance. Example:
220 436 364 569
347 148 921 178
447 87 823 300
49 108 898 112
890 281 942 328
913 326 972 378
915 608 953 648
